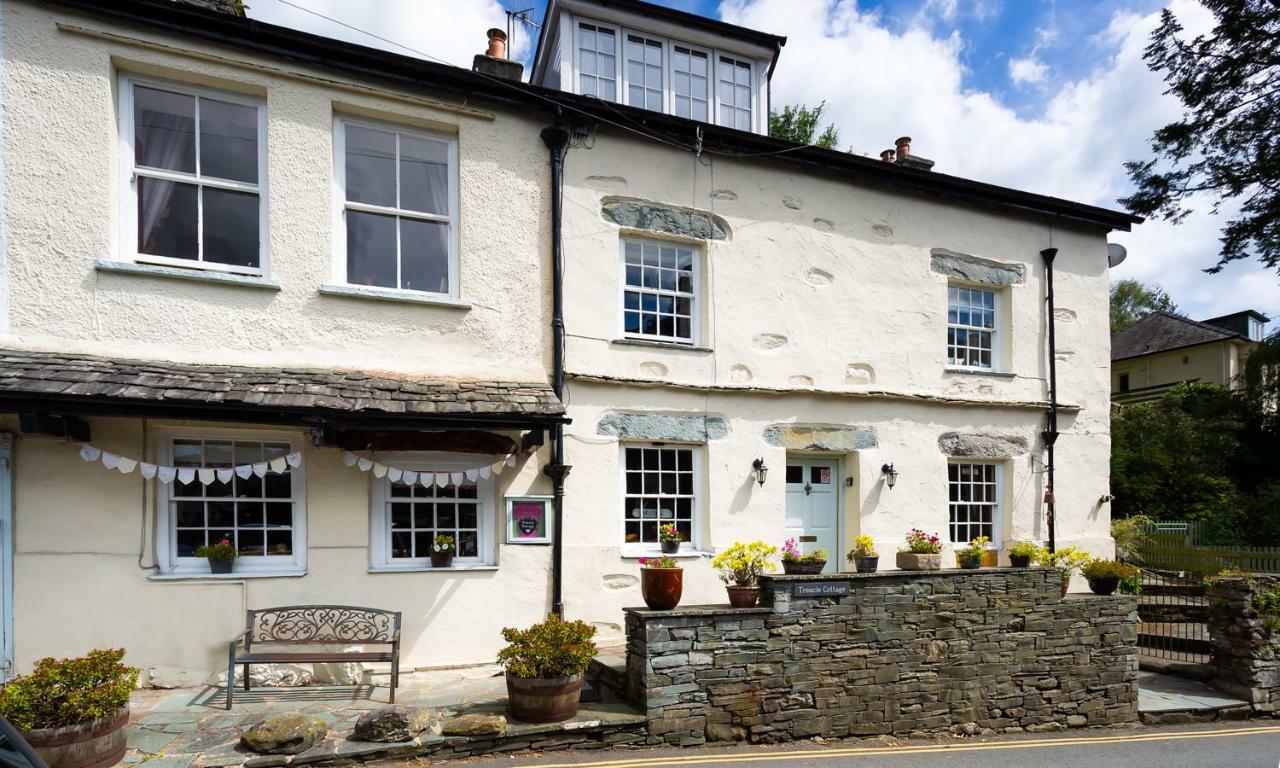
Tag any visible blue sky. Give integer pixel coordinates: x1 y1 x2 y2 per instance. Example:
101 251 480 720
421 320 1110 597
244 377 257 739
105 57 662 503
250 0 1277 323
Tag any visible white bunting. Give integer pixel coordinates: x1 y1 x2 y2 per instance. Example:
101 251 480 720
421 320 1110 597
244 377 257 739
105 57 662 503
177 468 196 485
216 468 235 485
419 472 435 488
450 472 464 486
357 458 373 472
372 463 388 478
506 455 517 468
235 465 253 480
492 460 505 476
402 470 418 485
70 443 304 486
79 444 102 462
116 458 138 475
286 452 303 468
387 467 403 483
252 462 268 478
464 468 479 482
197 468 216 485
158 466 177 484
269 457 287 473
435 472 449 489
140 463 158 480
479 466 492 479
342 452 358 467
339 452 520 488
101 452 120 470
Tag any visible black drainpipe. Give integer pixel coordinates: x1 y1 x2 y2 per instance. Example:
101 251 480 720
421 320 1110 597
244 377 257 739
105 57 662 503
541 120 572 617
1040 247 1059 553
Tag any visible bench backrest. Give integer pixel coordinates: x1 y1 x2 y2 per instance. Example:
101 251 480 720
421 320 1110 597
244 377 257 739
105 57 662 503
247 605 401 646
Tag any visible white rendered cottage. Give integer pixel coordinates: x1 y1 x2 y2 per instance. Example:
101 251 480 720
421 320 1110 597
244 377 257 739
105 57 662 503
0 0 1137 684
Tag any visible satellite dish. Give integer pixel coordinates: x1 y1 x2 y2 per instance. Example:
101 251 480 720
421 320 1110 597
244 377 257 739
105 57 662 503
1107 243 1128 268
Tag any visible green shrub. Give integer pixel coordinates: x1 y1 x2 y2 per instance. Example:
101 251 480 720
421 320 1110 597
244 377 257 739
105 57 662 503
1082 560 1139 580
497 615 597 679
1007 540 1042 559
0 649 138 731
194 539 235 561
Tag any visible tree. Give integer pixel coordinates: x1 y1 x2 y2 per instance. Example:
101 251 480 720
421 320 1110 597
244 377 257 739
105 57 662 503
769 102 840 149
1121 1 1280 274
1110 278 1177 332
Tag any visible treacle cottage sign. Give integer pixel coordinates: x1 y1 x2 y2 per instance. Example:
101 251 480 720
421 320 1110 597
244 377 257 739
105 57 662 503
793 581 851 598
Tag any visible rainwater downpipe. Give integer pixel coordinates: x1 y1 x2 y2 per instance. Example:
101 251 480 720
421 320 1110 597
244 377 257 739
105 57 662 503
1041 247 1059 554
541 119 571 617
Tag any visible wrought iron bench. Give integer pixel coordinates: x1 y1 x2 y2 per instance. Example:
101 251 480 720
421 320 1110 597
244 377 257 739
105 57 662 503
226 605 401 709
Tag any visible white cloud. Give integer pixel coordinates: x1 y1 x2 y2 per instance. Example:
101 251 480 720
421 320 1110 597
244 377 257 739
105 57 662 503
246 0 530 70
718 0 1279 321
1008 54 1047 85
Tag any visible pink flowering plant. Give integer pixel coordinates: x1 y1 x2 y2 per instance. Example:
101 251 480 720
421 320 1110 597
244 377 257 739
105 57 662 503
639 555 679 569
781 538 827 562
658 523 682 543
901 529 943 555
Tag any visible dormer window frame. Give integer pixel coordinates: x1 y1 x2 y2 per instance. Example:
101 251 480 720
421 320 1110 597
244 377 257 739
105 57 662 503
563 11 767 135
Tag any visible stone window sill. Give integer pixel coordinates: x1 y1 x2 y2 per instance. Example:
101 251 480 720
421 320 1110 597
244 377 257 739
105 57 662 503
96 260 281 290
368 564 498 574
148 569 305 581
944 367 1017 379
611 338 713 353
319 283 472 309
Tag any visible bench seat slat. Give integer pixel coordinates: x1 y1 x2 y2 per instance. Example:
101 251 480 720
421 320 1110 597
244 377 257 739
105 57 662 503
236 652 393 663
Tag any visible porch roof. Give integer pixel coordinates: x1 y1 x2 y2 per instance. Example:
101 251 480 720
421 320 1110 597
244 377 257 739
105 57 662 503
0 349 565 430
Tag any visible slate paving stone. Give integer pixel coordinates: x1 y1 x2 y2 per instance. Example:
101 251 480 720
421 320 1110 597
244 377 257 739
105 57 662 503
126 729 177 753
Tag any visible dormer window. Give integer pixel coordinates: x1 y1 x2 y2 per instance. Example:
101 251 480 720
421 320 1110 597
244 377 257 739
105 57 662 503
535 1 782 136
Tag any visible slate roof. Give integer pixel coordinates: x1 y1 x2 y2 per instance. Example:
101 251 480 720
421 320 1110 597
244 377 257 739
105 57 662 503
1112 311 1240 361
0 350 564 422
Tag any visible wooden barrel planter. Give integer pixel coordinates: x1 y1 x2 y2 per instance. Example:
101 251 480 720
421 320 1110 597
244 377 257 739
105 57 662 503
24 706 129 768
506 674 583 723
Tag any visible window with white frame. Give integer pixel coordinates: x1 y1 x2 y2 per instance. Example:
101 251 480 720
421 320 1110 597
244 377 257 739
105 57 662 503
948 461 1000 544
625 33 664 111
157 432 305 575
947 285 998 370
623 445 696 546
577 22 618 100
622 239 697 344
369 455 495 569
337 119 458 295
716 55 753 131
121 77 265 274
672 45 710 121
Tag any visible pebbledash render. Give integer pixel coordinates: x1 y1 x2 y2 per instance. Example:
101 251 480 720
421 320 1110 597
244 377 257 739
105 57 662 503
0 0 1139 685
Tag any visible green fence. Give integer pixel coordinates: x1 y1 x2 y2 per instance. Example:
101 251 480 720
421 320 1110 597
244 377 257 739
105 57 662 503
1135 522 1280 575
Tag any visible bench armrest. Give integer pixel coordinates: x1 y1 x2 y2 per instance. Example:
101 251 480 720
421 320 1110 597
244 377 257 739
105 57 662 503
229 630 250 651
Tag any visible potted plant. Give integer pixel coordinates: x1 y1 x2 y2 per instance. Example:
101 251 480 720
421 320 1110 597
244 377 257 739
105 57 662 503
848 535 879 573
1037 546 1091 597
0 648 138 768
895 529 943 571
195 538 236 574
659 523 682 555
1082 559 1139 596
711 541 777 608
638 556 683 610
431 534 455 568
780 538 827 575
498 614 597 723
956 536 990 569
1008 540 1040 568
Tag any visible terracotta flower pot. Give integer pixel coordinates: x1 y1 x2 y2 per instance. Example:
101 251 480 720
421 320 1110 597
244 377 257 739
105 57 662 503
430 551 454 568
1061 578 1070 598
208 558 233 574
726 585 760 608
896 552 941 571
506 673 583 723
853 556 878 573
640 566 683 610
781 559 826 575
1087 576 1120 596
25 706 129 768
660 539 681 555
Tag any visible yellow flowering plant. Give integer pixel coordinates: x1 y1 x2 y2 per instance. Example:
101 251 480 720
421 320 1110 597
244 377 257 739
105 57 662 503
849 535 877 559
711 541 777 586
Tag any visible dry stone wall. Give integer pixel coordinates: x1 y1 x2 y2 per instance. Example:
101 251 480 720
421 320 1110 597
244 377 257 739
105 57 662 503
1206 574 1280 712
625 568 1138 746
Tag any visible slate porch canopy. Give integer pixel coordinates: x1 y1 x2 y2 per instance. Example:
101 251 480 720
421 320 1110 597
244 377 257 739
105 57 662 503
0 350 565 432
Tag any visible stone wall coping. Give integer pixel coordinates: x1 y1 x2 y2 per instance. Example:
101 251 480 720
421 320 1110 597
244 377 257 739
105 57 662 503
623 604 773 619
763 567 1056 582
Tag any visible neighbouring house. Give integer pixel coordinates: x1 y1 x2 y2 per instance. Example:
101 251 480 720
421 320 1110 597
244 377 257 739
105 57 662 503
0 0 1139 686
1111 310 1270 404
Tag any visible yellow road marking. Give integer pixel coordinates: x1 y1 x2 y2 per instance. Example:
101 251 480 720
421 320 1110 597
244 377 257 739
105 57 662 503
519 724 1280 768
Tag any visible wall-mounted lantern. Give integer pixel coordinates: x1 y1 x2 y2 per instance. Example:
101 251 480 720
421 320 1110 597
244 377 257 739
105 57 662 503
751 458 768 487
880 463 898 490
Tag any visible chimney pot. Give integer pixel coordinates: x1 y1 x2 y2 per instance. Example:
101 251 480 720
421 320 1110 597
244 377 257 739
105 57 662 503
895 136 911 158
486 28 508 60
880 149 896 163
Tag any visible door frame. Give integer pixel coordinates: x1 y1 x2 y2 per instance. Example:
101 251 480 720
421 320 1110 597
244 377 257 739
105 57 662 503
784 452 846 572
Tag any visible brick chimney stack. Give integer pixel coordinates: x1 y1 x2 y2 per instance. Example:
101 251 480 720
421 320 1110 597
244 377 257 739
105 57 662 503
890 135 935 171
473 28 525 81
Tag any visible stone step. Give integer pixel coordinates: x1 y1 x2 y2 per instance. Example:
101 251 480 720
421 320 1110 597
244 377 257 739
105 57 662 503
587 651 629 699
